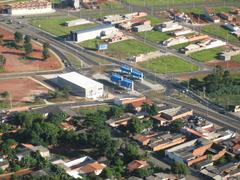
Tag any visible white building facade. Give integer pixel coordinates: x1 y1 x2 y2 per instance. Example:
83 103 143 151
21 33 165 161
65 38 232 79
57 72 104 99
6 0 55 16
70 25 118 42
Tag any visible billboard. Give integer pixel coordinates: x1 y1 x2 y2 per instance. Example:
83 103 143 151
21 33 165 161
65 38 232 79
97 44 108 50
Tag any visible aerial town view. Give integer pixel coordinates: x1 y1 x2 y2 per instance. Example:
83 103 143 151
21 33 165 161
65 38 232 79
0 0 240 179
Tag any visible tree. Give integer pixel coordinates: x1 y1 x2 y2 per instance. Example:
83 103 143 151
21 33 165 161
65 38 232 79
149 104 158 116
132 168 152 178
0 54 6 67
14 31 23 43
125 103 136 113
169 120 185 132
24 42 33 56
42 48 50 60
218 157 226 164
107 105 124 119
207 154 213 160
172 162 189 176
0 168 4 174
47 112 68 125
84 111 106 128
1 91 8 98
13 111 43 128
24 35 31 44
101 167 113 179
124 143 141 162
141 103 150 113
42 42 50 60
1 138 17 155
128 117 144 134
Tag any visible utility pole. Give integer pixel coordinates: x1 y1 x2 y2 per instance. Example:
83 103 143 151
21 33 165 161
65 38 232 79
144 31 147 44
203 86 206 98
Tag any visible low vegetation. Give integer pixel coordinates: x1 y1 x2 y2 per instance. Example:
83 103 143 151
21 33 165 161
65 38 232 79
137 31 171 43
202 24 239 44
80 39 156 59
139 55 198 74
31 16 97 37
185 66 240 108
190 47 224 62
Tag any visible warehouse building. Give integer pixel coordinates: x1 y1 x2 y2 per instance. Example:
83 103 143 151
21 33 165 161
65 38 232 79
57 72 104 99
4 0 55 16
70 24 118 42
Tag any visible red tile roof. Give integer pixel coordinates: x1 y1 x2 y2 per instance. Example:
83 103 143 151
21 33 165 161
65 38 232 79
127 160 148 172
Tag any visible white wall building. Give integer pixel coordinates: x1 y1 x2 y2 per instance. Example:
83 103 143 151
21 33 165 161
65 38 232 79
5 0 55 16
182 39 226 54
52 156 106 179
163 36 189 47
71 24 118 42
155 21 183 32
57 72 104 99
224 23 240 32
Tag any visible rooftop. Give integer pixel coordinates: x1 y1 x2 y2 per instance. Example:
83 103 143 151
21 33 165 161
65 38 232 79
58 72 103 89
127 160 148 172
161 106 191 117
71 24 115 34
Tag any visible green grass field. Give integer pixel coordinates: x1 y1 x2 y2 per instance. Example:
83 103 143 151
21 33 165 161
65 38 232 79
74 105 110 115
202 24 239 44
180 6 231 14
170 42 191 50
139 55 198 74
99 1 124 10
137 31 171 43
190 47 224 62
80 39 156 59
143 16 162 25
232 54 240 62
122 0 238 7
31 16 97 37
79 39 104 50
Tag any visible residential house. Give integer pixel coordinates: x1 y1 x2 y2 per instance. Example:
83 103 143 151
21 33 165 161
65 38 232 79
21 144 50 159
148 133 186 152
204 7 220 23
165 138 226 166
127 160 148 172
52 156 106 179
152 106 193 126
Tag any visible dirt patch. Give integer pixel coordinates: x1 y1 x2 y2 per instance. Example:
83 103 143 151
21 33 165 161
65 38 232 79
0 77 49 104
0 27 62 73
205 60 240 69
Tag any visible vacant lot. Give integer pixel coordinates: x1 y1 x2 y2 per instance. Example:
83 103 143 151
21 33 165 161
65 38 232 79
139 55 198 74
137 31 171 43
80 39 156 59
0 77 49 105
190 47 224 62
202 24 239 44
0 27 62 73
31 16 97 37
